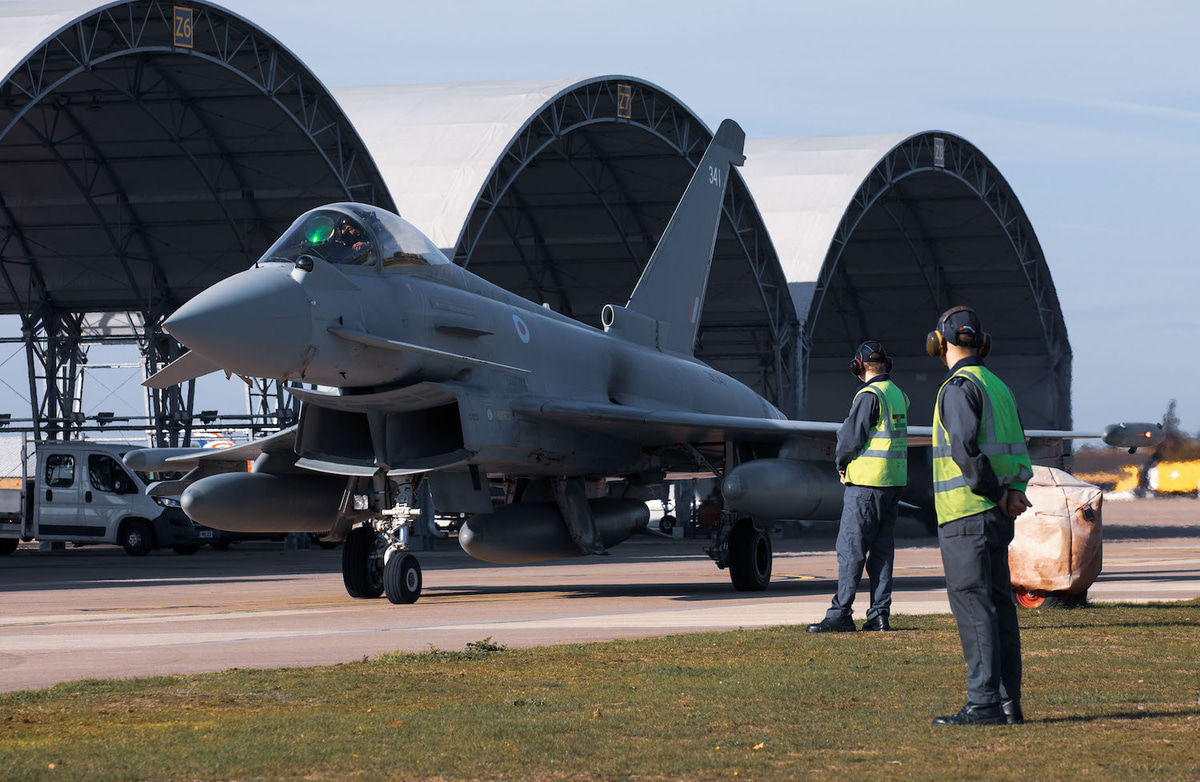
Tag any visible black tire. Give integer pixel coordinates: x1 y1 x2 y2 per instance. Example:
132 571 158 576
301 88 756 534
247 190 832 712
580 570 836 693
1046 590 1088 609
0 538 18 555
383 553 422 605
658 514 676 533
172 545 199 555
342 526 385 599
728 518 772 591
120 521 154 556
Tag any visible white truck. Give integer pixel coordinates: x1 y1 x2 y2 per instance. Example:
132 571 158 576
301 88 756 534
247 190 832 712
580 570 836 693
0 439 217 556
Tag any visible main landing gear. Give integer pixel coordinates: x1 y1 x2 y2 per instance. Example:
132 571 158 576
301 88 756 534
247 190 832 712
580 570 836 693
706 512 772 591
341 494 424 604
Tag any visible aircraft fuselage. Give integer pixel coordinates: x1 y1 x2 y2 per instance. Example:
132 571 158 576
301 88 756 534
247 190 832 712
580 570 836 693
167 255 782 478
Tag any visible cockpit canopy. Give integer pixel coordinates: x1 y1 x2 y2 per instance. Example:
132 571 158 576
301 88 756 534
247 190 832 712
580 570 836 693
260 203 451 271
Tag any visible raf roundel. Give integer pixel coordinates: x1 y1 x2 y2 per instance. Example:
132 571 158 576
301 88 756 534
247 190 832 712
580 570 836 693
512 314 531 344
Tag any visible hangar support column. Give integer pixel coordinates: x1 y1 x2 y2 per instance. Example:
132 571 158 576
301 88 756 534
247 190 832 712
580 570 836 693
23 311 87 441
140 312 196 447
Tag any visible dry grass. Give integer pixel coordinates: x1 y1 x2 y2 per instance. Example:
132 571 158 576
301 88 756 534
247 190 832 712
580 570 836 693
0 601 1196 781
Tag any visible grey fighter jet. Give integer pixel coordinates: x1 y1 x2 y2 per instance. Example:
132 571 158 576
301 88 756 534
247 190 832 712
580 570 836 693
129 120 1161 604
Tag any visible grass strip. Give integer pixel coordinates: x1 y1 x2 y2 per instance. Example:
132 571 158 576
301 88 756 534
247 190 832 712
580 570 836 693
1 601 1197 781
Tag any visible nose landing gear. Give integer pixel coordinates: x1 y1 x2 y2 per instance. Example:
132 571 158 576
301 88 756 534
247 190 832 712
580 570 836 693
341 487 425 604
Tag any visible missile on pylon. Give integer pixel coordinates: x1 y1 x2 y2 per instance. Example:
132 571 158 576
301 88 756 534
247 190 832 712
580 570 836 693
459 498 649 564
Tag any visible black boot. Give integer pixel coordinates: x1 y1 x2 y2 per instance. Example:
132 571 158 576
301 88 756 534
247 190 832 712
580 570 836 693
1001 698 1024 724
806 615 856 633
932 703 1006 726
861 614 891 632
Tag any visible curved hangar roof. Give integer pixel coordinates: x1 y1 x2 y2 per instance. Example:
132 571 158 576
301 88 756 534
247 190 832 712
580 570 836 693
0 0 392 318
1 3 798 410
741 133 1071 429
1 1 1068 427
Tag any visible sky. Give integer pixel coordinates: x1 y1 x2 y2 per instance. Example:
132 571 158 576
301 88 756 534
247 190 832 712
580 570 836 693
0 0 1197 438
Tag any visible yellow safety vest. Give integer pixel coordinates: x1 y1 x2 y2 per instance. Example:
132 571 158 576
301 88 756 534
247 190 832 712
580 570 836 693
932 365 1033 524
845 379 909 487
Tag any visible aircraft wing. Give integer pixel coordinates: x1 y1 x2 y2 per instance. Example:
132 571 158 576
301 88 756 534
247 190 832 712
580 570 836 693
511 398 1158 451
144 427 297 468
510 397 933 446
129 428 301 497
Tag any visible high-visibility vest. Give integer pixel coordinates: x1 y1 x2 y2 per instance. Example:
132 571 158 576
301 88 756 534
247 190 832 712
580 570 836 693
845 380 909 487
932 365 1034 524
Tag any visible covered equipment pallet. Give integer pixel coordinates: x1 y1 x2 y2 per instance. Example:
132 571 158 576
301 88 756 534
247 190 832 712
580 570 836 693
1009 466 1103 607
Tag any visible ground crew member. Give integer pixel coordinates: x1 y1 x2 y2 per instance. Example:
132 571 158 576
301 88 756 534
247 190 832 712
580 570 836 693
808 341 908 633
925 306 1033 726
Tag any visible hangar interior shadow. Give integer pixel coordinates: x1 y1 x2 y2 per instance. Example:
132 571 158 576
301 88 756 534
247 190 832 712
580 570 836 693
799 135 1072 431
0 0 392 442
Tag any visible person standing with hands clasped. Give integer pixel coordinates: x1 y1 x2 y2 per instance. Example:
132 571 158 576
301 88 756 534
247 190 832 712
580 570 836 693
808 341 908 633
926 306 1033 726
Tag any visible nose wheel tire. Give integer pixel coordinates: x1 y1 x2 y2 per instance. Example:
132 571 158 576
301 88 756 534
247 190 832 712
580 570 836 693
384 553 422 604
342 526 385 599
728 518 772 591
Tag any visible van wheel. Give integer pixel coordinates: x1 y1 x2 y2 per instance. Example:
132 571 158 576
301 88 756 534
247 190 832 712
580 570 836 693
0 538 18 555
120 521 154 556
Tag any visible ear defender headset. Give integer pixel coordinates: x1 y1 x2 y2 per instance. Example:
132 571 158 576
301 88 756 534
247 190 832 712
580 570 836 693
850 340 893 376
925 305 992 359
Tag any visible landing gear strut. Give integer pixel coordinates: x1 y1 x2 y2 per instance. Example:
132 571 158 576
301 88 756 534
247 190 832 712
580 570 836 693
340 479 425 604
706 512 772 591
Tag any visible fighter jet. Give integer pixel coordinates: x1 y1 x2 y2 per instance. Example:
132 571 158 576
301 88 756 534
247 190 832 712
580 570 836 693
128 119 1162 604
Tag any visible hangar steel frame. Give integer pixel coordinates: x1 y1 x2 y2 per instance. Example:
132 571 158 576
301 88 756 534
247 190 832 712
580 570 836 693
808 133 1067 384
0 0 390 444
797 132 1070 429
451 78 799 413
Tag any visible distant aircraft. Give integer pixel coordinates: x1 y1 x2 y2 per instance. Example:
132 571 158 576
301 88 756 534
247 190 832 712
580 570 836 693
127 120 1161 604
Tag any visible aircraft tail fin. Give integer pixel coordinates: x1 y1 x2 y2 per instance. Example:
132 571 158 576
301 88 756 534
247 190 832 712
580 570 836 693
621 119 745 355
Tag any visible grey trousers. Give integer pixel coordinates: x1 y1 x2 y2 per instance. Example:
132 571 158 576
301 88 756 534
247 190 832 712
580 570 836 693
825 485 903 621
938 507 1022 705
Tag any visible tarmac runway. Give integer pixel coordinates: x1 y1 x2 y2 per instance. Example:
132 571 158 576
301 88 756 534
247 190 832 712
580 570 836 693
0 498 1196 693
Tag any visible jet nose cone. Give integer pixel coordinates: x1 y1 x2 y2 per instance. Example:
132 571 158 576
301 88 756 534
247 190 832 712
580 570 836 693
166 264 313 379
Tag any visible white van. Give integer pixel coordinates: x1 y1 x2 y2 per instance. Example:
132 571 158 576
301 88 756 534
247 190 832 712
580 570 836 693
0 440 216 556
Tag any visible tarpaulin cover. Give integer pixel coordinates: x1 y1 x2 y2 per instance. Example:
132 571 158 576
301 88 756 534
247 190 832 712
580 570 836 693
1009 466 1103 594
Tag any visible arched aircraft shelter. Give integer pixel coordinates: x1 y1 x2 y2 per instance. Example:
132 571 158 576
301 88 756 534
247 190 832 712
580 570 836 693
742 133 1071 429
1 0 1071 447
0 0 391 442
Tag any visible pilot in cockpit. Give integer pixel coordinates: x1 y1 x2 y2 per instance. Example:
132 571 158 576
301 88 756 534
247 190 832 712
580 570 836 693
337 221 371 255
311 217 374 266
